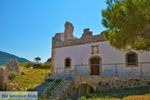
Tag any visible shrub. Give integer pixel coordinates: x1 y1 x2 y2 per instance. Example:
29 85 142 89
23 62 41 69
55 79 62 84
81 96 87 100
45 78 54 82
23 62 36 68
32 63 42 69
8 73 17 80
48 73 51 76
42 62 51 69
22 62 51 69
27 88 35 91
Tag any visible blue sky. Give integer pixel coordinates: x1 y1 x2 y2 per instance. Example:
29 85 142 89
0 0 107 62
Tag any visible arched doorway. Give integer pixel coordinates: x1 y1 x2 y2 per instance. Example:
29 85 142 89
89 56 102 75
77 84 94 97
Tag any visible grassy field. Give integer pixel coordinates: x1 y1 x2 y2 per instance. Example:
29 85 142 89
9 66 51 91
81 87 150 100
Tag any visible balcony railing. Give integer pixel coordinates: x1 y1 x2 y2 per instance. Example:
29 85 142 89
52 62 150 77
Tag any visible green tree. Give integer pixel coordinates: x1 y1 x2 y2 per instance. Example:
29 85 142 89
102 0 150 51
34 57 41 63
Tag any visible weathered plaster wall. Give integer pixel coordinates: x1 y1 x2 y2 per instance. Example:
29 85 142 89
53 41 150 76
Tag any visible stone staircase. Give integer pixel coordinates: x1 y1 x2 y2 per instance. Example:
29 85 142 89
35 81 53 96
35 78 62 97
48 78 74 100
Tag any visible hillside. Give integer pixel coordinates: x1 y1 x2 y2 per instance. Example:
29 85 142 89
0 51 29 66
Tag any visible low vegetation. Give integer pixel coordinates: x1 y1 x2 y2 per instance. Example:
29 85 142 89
1 62 52 91
8 72 17 80
21 62 51 69
10 66 51 91
81 87 150 100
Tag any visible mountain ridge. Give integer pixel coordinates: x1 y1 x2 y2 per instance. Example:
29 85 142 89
0 51 30 66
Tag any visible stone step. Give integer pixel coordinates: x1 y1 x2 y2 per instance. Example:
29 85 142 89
62 82 70 85
59 85 69 89
64 80 73 83
47 78 73 100
55 90 63 94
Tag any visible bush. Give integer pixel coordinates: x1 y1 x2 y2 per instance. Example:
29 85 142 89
42 62 51 69
32 63 42 69
22 62 51 69
55 79 62 84
23 62 41 69
27 88 35 91
48 73 51 76
45 78 54 82
23 62 36 68
8 73 17 80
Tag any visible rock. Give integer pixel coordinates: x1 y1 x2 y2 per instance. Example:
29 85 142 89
21 72 26 75
0 68 10 90
0 68 4 90
5 59 19 74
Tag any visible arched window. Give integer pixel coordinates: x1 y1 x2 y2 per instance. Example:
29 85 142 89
65 58 71 68
126 51 138 66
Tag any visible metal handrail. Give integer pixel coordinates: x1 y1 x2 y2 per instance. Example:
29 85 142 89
53 68 75 77
52 62 150 77
48 69 67 98
50 78 66 96
42 77 59 96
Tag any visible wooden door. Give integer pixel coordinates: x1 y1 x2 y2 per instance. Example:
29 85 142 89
91 57 100 75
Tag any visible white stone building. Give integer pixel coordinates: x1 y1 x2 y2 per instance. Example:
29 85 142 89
51 22 150 77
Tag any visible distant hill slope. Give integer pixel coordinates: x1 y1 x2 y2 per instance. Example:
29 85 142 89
0 51 30 66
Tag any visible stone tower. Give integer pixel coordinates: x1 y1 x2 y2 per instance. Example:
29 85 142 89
64 21 74 40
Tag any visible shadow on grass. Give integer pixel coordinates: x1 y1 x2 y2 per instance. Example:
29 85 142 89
82 86 150 99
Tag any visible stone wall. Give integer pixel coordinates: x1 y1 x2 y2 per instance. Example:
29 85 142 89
46 75 150 99
60 76 150 99
52 22 105 49
53 34 105 48
75 76 150 91
0 59 19 91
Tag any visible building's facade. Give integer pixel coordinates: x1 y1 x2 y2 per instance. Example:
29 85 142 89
51 22 150 77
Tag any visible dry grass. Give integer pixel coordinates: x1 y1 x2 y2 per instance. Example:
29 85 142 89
0 65 5 70
81 87 150 100
10 67 51 91
82 94 150 100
